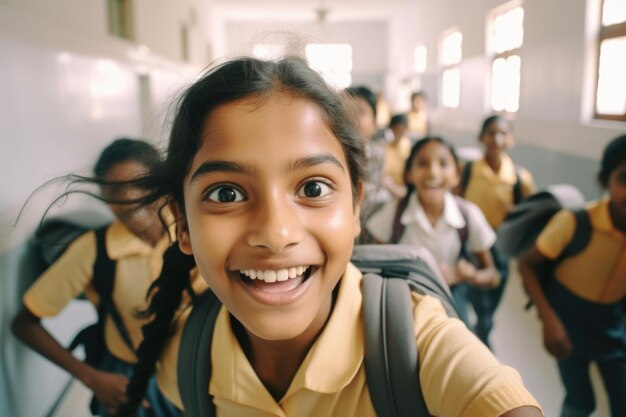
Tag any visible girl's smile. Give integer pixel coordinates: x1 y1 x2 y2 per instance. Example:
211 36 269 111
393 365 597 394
176 91 361 341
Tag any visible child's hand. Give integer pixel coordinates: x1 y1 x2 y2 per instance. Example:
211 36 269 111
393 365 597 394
455 259 477 283
89 370 129 415
541 313 572 359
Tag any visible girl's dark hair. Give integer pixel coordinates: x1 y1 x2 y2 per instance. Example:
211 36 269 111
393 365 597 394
117 56 366 416
599 134 626 185
478 114 511 137
402 136 459 193
345 85 378 118
94 138 161 178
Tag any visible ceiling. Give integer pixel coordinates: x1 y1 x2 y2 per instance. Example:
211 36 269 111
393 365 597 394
210 0 410 21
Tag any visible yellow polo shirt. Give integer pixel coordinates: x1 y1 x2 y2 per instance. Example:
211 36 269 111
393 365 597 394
158 264 541 416
24 220 170 363
463 155 536 228
536 197 626 304
383 136 411 186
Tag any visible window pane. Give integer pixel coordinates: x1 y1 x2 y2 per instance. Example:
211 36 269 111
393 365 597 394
305 44 353 89
596 36 626 115
491 57 506 111
493 6 524 53
442 66 460 108
414 45 427 73
442 31 462 66
603 0 626 26
491 55 521 112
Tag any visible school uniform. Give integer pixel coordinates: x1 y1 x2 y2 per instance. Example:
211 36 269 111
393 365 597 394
23 220 180 417
536 197 626 417
462 155 536 347
382 136 411 187
366 191 496 325
155 263 540 417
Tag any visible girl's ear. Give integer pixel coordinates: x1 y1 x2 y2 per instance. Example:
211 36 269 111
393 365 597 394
169 201 193 255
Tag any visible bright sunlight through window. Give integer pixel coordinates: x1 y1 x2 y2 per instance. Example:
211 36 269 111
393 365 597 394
441 31 462 108
489 4 524 112
595 0 626 120
305 44 353 89
253 44 286 60
414 45 427 73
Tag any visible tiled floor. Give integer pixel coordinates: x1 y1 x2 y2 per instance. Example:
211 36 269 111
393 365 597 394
53 263 611 417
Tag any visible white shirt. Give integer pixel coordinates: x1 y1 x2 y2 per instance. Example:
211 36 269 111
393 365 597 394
366 192 496 272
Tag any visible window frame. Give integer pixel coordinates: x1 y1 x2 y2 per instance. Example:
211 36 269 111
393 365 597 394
594 1 626 122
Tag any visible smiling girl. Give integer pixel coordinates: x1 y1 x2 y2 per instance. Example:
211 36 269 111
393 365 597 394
105 57 542 417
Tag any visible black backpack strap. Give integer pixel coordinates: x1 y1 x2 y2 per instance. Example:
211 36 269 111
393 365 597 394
512 165 523 205
178 290 221 417
92 225 135 353
390 193 412 244
363 273 432 417
562 209 592 258
459 160 473 197
452 196 470 259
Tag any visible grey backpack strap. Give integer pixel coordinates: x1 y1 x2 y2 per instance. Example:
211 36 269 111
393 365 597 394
178 290 221 417
363 273 432 417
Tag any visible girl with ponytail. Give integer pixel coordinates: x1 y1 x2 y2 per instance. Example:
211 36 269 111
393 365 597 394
86 56 539 416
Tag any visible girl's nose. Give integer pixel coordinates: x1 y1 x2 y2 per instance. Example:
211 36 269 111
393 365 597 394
246 192 304 253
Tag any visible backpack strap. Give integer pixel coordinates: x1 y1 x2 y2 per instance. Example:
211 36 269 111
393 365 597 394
178 290 221 417
390 193 412 244
92 225 135 353
363 273 433 417
452 196 470 259
459 160 473 197
512 165 523 205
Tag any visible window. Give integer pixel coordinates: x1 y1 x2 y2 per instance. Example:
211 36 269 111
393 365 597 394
305 44 353 89
414 45 427 74
107 0 134 40
488 4 524 112
595 0 626 121
441 30 462 108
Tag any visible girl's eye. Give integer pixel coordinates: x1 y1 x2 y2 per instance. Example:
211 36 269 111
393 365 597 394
297 180 332 198
205 185 245 203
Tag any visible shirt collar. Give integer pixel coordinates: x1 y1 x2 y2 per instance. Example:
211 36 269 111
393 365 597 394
210 263 364 411
105 220 170 260
476 154 517 184
400 191 466 230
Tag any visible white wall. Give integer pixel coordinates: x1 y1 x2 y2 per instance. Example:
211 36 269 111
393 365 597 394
387 0 624 199
0 2 206 416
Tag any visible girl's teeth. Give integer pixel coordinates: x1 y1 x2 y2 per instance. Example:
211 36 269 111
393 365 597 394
241 266 309 283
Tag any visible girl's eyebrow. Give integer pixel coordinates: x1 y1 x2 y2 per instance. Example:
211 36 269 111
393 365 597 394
190 153 345 183
190 161 244 182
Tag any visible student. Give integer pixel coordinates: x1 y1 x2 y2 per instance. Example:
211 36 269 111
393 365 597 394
345 85 389 224
103 56 540 417
381 113 412 199
407 90 429 141
518 134 626 417
11 138 181 417
367 136 501 324
460 115 536 348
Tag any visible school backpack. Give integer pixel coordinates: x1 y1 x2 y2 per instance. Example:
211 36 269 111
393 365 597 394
459 160 523 205
493 184 592 309
35 218 135 414
177 244 463 417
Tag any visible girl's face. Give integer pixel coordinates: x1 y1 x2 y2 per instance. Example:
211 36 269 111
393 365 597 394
177 92 361 342
404 140 459 206
480 119 514 159
102 161 164 245
606 160 626 224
